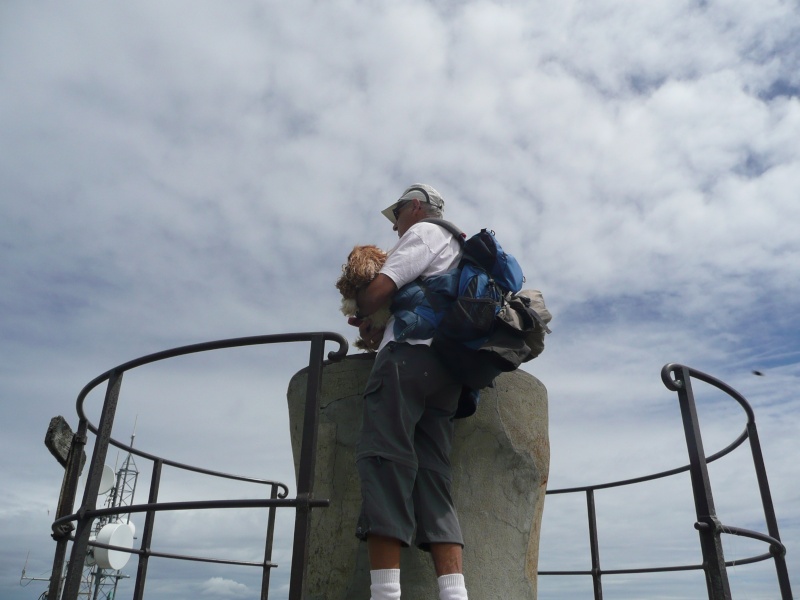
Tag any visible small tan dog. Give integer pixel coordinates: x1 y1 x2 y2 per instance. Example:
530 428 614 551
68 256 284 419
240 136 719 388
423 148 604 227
336 245 390 351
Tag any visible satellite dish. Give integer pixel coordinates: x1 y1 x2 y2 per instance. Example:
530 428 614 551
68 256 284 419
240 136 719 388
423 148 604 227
94 522 134 570
98 465 115 495
81 465 116 497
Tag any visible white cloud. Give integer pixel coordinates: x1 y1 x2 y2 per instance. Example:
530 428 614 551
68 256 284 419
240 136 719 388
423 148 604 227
1 0 798 598
200 576 250 598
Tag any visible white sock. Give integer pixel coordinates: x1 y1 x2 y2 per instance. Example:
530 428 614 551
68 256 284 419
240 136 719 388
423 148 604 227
370 568 401 600
438 573 468 600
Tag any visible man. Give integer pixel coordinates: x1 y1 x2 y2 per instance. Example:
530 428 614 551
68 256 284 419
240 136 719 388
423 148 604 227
351 183 469 600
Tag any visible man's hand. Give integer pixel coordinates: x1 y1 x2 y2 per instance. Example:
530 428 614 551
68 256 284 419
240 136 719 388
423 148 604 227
348 316 384 351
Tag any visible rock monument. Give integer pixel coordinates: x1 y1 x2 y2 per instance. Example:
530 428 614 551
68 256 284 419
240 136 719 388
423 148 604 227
287 353 549 599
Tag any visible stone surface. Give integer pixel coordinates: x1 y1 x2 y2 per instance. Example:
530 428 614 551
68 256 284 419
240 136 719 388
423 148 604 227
287 353 549 599
45 415 85 470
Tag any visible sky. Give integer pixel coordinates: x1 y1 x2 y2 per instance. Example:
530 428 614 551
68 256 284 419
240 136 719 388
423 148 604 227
2 0 799 598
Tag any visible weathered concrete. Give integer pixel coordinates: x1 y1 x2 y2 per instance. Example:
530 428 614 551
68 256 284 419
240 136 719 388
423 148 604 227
45 415 85 471
287 353 549 599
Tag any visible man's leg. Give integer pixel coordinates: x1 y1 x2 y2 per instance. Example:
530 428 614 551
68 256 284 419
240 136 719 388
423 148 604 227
367 535 402 600
430 542 462 576
356 345 462 598
356 457 416 600
408 350 467 599
432 543 468 600
368 534 402 570
356 344 431 550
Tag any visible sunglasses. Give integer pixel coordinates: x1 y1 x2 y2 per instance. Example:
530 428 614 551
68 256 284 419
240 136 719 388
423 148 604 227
392 187 433 221
392 200 412 221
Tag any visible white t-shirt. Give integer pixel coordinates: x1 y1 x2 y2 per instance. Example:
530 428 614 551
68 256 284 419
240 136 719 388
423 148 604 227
377 221 462 352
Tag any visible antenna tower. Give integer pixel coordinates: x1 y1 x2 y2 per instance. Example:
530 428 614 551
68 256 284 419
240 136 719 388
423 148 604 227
78 428 140 599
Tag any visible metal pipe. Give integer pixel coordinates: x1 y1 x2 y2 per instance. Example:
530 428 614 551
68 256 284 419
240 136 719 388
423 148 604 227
288 334 326 600
669 366 731 599
586 489 603 600
61 371 124 600
260 485 280 600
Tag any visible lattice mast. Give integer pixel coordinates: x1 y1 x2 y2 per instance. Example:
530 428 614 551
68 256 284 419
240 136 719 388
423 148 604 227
80 429 139 599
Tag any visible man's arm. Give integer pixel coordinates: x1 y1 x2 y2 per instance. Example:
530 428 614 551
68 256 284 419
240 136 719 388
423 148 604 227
356 273 397 317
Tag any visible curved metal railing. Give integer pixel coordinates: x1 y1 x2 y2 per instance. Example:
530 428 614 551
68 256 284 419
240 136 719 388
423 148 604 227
47 332 348 600
47 345 793 600
538 363 793 600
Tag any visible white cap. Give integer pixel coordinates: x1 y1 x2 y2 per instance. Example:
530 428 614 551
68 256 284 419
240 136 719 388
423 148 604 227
381 183 445 224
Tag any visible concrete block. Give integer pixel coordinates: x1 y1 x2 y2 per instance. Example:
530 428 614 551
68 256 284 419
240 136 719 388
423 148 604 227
288 353 549 599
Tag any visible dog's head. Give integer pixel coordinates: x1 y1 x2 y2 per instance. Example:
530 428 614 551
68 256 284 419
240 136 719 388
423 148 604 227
335 245 387 298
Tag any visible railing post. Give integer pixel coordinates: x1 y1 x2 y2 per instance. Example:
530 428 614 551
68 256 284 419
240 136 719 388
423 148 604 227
288 334 326 600
48 419 88 599
587 489 603 600
671 367 731 600
260 484 280 600
132 458 162 600
61 371 124 600
746 422 794 599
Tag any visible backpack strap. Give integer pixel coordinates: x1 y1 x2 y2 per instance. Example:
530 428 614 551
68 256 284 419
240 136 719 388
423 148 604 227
420 218 467 246
421 218 494 274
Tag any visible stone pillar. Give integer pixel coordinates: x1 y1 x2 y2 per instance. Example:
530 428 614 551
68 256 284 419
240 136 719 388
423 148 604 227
287 353 549 599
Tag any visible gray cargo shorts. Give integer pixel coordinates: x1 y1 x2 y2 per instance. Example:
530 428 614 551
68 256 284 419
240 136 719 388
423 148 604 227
355 342 464 550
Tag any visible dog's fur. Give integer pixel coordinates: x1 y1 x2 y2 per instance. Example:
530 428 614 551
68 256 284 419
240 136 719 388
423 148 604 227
336 245 390 351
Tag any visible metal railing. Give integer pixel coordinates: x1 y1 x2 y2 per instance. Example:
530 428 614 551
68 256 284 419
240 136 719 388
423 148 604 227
48 342 793 600
47 332 348 600
538 362 793 600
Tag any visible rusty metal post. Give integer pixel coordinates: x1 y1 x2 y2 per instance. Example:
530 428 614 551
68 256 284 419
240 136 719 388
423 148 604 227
746 422 793 599
132 458 162 600
260 484 280 600
670 366 731 600
60 371 124 600
47 420 89 599
288 334 326 600
586 489 603 600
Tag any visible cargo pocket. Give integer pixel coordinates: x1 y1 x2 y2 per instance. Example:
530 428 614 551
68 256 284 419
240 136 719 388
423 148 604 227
356 375 384 460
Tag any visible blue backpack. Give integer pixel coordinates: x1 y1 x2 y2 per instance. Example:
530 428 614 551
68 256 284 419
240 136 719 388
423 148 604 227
430 220 525 347
391 220 551 417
